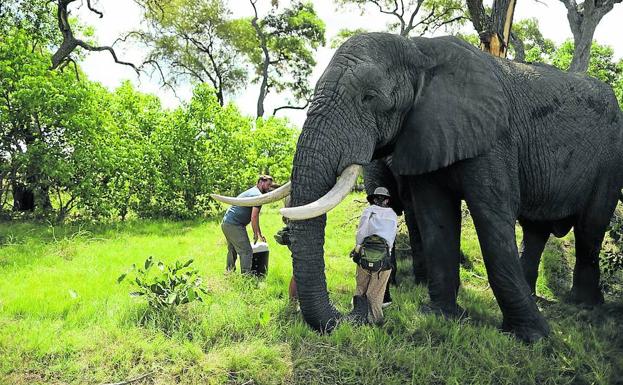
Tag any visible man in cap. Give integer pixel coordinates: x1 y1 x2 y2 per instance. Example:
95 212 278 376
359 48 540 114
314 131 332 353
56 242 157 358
350 186 399 324
221 175 274 274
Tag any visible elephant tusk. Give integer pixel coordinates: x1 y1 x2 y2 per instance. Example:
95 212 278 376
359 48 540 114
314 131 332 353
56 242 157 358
281 164 362 221
210 182 291 206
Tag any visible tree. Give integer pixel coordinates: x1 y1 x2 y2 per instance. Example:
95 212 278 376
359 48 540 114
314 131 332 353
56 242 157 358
552 40 623 88
0 0 58 47
558 0 622 73
0 28 114 217
335 0 467 37
242 1 326 117
466 0 517 58
131 0 247 106
507 18 555 63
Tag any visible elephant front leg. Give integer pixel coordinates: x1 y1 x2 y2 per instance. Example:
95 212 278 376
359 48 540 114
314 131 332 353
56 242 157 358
467 201 550 342
408 178 463 318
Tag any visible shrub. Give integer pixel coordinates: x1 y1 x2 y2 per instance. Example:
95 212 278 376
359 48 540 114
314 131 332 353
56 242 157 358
118 256 208 309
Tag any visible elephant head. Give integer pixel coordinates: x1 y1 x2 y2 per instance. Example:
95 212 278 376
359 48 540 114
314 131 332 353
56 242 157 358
213 33 510 331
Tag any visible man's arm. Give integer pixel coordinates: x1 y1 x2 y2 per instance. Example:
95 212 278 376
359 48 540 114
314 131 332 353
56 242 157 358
251 206 264 243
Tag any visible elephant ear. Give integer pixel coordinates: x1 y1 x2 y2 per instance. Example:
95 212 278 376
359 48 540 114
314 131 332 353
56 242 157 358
392 37 510 175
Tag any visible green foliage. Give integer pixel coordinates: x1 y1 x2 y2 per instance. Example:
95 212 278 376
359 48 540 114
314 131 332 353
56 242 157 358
603 205 623 279
118 256 208 309
0 29 112 219
0 27 299 220
0 0 58 47
234 1 326 112
552 41 623 85
509 18 556 63
134 0 247 105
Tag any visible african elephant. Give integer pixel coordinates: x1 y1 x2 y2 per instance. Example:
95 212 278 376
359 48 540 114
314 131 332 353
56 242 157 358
214 33 623 342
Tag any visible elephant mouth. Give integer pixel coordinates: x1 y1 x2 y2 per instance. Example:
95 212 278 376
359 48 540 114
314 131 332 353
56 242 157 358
210 164 362 220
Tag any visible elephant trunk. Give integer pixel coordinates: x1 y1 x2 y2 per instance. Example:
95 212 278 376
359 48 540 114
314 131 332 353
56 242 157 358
289 121 374 331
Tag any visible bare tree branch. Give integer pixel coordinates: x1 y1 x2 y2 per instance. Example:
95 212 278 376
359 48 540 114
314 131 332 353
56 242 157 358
50 0 139 74
85 0 103 18
272 100 310 115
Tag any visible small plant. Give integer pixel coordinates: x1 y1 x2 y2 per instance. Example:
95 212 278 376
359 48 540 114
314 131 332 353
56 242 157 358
118 256 208 309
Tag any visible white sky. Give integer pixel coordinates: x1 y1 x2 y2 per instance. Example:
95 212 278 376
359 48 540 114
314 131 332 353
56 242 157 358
77 0 623 127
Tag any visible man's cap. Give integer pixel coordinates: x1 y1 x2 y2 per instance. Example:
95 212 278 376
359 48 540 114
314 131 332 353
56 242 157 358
367 186 391 204
258 175 274 183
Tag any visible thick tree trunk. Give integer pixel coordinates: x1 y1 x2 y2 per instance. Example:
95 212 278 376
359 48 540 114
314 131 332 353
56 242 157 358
12 183 35 212
467 0 516 58
560 0 622 73
567 16 598 73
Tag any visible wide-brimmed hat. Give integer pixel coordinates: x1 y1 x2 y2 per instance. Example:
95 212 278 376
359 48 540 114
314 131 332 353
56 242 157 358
367 186 391 204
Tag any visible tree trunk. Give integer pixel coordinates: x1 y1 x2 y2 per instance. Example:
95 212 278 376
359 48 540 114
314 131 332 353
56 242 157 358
567 15 598 73
560 0 622 73
250 0 270 118
12 183 35 211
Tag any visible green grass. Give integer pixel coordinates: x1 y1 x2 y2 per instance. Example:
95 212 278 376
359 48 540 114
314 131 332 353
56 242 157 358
1 193 622 385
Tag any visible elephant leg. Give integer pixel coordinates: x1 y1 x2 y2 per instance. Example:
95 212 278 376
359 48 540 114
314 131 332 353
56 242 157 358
466 200 550 342
568 227 605 306
408 178 463 317
404 204 427 284
518 221 550 296
568 188 618 306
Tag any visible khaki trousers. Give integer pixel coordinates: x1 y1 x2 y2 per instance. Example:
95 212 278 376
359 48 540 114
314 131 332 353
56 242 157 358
355 265 391 324
221 222 253 273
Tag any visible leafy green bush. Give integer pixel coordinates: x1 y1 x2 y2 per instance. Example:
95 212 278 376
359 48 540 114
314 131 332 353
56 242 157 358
118 256 208 309
601 205 623 296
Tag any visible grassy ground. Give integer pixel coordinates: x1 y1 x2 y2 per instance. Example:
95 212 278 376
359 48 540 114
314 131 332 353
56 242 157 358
1 192 622 385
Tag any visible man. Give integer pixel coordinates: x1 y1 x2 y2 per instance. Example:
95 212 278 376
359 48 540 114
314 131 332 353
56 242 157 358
350 187 398 324
221 175 274 274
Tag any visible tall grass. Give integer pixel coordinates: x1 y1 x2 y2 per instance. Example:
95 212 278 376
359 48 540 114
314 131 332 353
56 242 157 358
0 193 621 385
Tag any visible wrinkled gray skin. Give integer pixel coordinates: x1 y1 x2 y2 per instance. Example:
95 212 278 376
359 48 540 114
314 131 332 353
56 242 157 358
288 33 623 342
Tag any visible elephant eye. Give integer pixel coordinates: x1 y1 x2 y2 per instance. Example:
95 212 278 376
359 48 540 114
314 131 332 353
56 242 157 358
362 93 376 104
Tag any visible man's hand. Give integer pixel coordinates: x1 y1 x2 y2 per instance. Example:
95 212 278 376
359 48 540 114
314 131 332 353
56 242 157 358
253 233 266 244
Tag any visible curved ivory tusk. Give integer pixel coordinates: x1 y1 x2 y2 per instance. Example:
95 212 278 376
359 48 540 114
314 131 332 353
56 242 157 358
210 182 291 206
281 164 362 221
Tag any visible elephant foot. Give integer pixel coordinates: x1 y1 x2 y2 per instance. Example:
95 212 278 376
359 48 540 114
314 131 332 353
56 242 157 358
501 315 550 344
567 286 604 307
347 295 370 325
502 305 549 344
421 302 468 320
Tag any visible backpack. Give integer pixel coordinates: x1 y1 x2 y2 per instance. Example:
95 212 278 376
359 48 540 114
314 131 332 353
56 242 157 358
355 235 391 271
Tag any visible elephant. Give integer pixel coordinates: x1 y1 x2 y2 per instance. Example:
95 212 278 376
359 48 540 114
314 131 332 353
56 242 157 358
213 33 623 342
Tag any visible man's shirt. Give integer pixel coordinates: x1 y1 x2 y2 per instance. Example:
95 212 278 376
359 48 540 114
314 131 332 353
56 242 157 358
223 186 261 226
356 205 399 247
